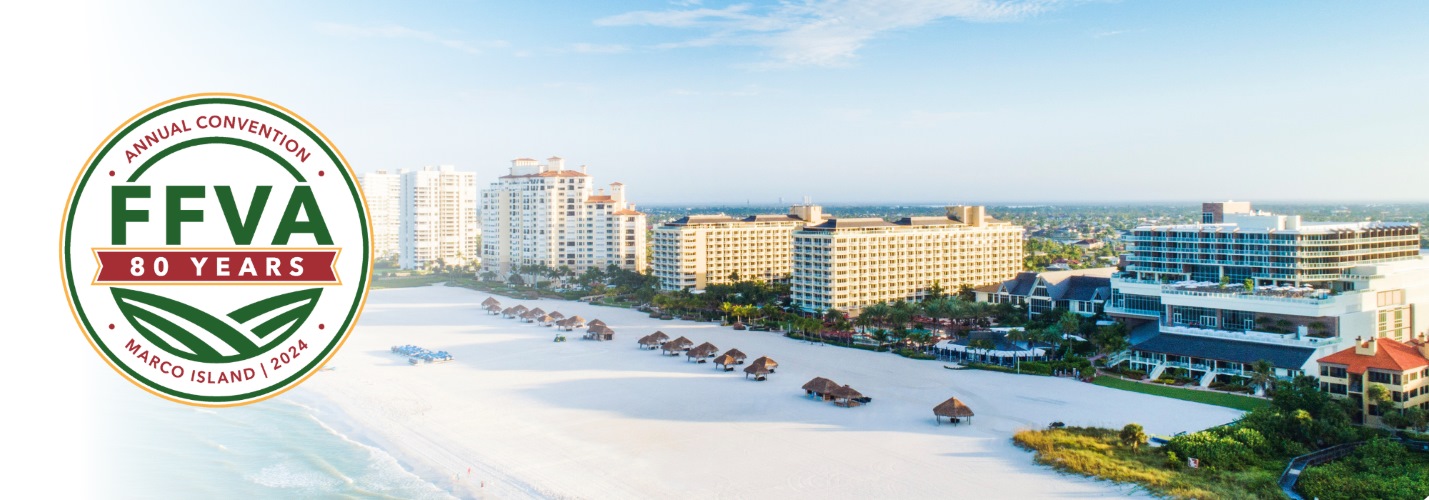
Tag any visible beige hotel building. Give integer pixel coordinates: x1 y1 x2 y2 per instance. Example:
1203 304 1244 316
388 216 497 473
480 157 646 277
652 205 826 291
791 206 1024 313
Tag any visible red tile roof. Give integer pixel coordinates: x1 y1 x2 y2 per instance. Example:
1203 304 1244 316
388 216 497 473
586 195 613 202
1317 337 1428 373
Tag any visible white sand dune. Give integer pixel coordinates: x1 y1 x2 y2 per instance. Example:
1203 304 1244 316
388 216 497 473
294 285 1241 499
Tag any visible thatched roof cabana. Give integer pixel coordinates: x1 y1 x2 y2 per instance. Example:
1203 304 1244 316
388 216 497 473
830 385 864 407
481 297 500 307
595 326 615 341
933 397 974 425
484 303 502 314
692 342 718 356
538 314 553 326
567 315 586 327
511 305 529 314
660 340 685 356
501 307 517 318
801 377 840 399
668 336 693 350
750 356 778 372
722 349 747 364
548 311 565 320
713 354 737 371
588 319 607 328
528 307 546 317
686 343 717 362
638 334 663 349
650 331 670 343
743 362 771 380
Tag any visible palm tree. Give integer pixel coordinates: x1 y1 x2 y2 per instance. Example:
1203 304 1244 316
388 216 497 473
862 302 892 331
1006 328 1029 373
969 338 996 364
823 308 845 325
720 302 735 324
1366 383 1392 425
1248 360 1277 396
1119 423 1147 452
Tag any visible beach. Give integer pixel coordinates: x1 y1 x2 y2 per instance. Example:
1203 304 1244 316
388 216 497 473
295 285 1242 499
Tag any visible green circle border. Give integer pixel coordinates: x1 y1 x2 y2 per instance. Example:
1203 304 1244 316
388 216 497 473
62 96 371 404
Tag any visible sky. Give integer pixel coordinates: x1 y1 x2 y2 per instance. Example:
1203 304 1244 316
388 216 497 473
10 1 1429 207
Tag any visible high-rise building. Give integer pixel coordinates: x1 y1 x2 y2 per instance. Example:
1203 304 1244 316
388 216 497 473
651 205 825 291
479 157 645 278
1107 200 1428 385
358 170 400 260
398 165 479 270
791 206 1023 314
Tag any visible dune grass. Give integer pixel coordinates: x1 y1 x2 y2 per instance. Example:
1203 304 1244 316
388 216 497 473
1013 427 1281 500
1092 376 1268 412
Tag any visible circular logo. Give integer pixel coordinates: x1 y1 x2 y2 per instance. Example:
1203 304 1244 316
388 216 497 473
60 93 371 406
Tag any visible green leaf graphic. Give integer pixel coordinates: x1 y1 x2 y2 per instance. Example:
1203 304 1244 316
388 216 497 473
111 287 322 363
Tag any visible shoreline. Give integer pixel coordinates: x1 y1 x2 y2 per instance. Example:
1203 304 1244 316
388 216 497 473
298 285 1242 498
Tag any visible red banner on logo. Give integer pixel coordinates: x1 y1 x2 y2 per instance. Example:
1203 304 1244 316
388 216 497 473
93 249 340 284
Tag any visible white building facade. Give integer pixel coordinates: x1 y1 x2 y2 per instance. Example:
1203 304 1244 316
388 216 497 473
398 165 480 270
479 157 646 278
358 170 401 260
1107 201 1429 385
791 206 1024 313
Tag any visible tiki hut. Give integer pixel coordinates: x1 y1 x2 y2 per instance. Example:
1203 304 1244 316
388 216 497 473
721 349 748 365
801 377 840 400
538 314 554 326
713 354 737 371
668 336 694 351
587 319 607 331
511 305 529 315
933 397 974 425
830 385 865 408
660 340 685 356
501 307 517 318
732 321 747 330
567 316 587 329
749 356 778 373
686 342 718 362
484 303 502 315
528 307 546 318
481 297 501 308
592 326 615 341
520 309 538 322
650 331 670 344
637 334 663 350
743 362 771 381
548 311 565 321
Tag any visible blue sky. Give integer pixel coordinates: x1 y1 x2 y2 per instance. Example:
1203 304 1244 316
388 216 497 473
23 0 1429 204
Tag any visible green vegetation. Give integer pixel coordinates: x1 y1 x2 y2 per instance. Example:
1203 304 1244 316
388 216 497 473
370 274 451 289
1016 376 1394 499
1297 438 1429 500
1092 376 1268 412
1013 426 1281 499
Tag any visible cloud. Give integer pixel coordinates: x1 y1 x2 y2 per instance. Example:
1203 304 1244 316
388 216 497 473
570 42 630 54
595 0 1061 67
314 22 508 55
1090 29 1126 38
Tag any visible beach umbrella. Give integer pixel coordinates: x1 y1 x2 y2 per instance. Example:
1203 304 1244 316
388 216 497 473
713 354 737 369
481 297 500 307
529 307 546 317
692 342 718 356
512 305 528 314
549 311 565 320
650 331 670 343
669 336 693 350
830 385 863 406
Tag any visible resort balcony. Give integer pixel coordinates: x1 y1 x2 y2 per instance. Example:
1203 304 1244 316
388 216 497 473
1104 305 1161 318
1159 324 1340 348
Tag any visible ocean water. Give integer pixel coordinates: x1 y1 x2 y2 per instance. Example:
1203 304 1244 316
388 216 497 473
97 390 455 499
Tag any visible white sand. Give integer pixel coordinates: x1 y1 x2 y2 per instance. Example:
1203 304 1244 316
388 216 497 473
294 285 1241 499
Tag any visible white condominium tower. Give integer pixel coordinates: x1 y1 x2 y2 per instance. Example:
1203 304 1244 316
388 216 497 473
398 165 480 270
358 170 400 260
1107 200 1428 383
791 206 1024 313
652 205 826 291
480 157 646 277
